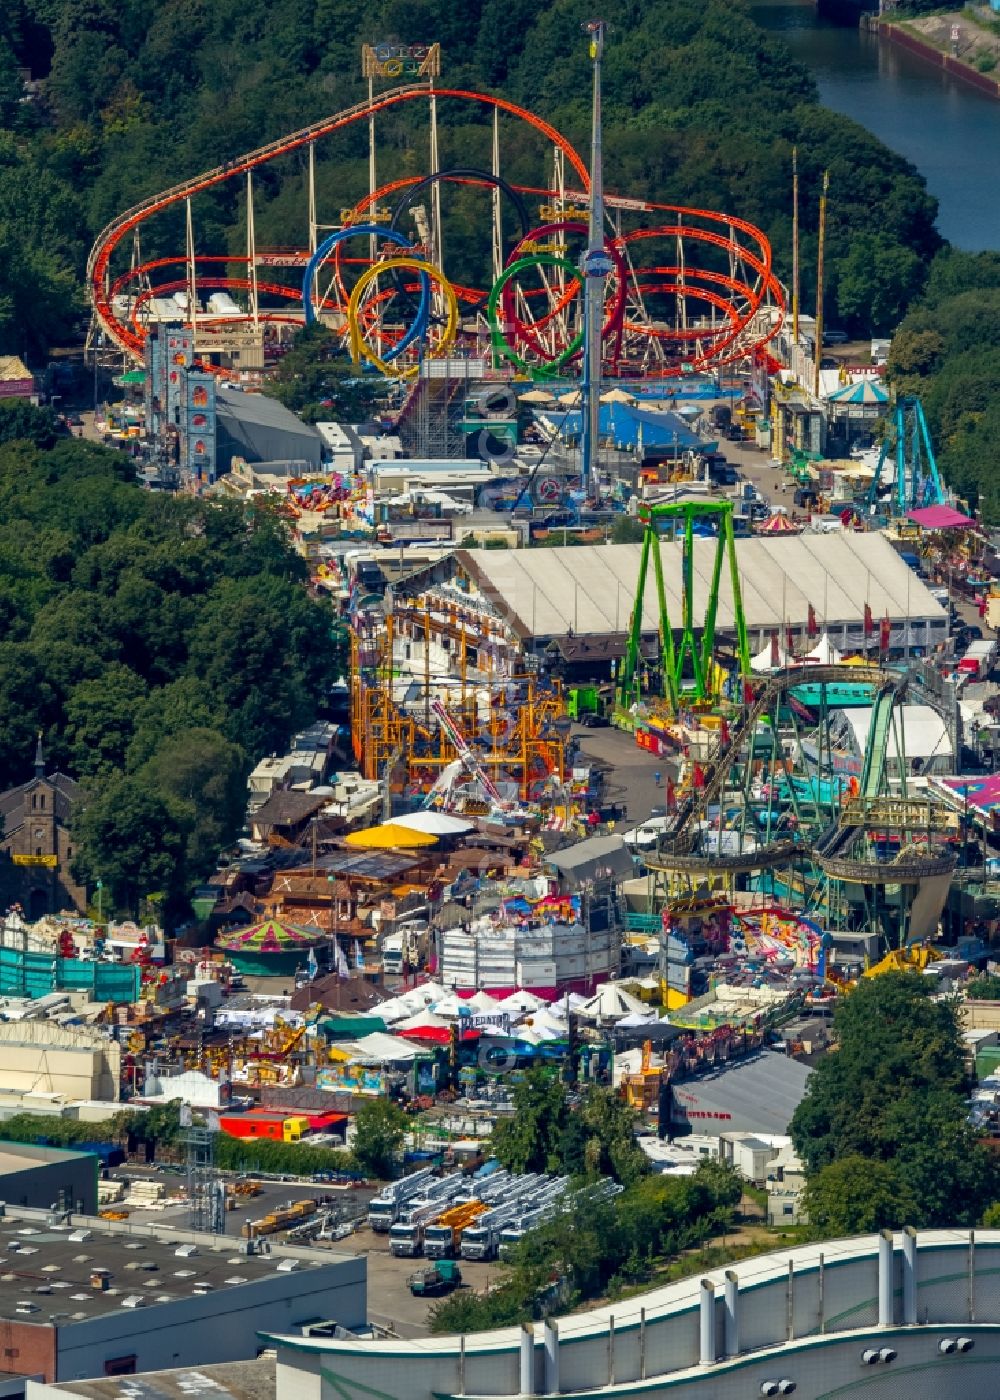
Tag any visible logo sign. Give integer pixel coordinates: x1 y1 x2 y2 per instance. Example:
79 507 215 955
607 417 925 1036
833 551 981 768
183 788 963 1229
470 1012 511 1034
362 43 441 80
582 248 614 279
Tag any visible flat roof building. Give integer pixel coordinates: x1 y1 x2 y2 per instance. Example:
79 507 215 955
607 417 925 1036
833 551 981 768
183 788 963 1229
0 1204 364 1385
0 1144 98 1216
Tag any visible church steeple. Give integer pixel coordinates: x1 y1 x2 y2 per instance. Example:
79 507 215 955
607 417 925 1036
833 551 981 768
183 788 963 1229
33 733 45 780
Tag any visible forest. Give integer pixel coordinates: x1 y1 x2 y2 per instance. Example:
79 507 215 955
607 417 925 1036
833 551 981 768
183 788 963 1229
886 248 1000 523
0 402 342 915
1 0 943 358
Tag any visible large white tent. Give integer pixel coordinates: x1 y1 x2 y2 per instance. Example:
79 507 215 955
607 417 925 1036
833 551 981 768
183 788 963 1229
458 533 947 652
577 983 649 1022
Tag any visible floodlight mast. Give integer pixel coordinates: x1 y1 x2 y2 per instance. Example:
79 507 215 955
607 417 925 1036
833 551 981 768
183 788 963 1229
581 19 609 504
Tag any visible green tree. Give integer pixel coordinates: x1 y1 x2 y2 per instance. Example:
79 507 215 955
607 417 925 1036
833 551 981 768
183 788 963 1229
72 774 189 914
63 664 148 777
790 973 969 1173
558 1085 648 1185
967 975 1000 1001
490 1070 571 1175
803 1156 916 1237
0 399 59 448
265 325 386 421
351 1098 408 1178
139 727 247 879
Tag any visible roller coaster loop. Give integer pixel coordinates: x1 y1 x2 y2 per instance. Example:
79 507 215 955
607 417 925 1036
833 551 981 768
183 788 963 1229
347 257 458 377
302 224 430 366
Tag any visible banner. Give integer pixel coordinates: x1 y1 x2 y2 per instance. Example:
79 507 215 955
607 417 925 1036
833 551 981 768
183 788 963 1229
12 854 57 867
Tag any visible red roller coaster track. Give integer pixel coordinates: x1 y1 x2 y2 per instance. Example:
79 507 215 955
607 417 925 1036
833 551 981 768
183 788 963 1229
88 82 784 374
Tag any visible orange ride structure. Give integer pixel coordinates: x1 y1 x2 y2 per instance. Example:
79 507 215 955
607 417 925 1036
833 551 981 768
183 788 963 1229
87 82 785 381
349 593 566 807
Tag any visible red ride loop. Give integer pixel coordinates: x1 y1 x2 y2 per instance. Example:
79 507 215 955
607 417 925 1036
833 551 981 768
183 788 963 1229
87 82 784 375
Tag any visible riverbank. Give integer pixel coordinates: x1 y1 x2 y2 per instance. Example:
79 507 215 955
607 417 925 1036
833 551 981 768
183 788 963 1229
878 13 1000 101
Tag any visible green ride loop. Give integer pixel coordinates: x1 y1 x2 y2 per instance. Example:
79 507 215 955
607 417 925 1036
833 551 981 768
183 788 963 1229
486 253 584 379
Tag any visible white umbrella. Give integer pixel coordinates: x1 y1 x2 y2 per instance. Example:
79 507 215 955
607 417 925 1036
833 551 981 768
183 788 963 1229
616 1010 657 1028
373 997 414 1023
576 983 649 1022
469 989 503 1014
431 993 467 1019
501 989 546 1013
519 388 556 404
558 389 583 406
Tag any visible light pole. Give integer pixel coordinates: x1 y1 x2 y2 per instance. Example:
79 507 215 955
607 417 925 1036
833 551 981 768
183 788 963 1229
581 19 611 505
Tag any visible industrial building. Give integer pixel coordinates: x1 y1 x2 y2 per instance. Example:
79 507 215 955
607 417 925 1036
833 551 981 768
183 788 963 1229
28 1358 275 1400
455 532 947 659
0 1204 364 1385
670 1051 813 1136
215 388 324 474
0 1023 121 1102
0 1144 98 1215
267 1229 1000 1400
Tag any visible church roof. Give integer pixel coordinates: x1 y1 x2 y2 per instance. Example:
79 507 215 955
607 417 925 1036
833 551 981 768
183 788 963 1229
0 772 82 835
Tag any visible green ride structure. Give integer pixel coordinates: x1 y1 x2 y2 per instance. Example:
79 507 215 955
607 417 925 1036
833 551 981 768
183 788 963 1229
617 499 751 715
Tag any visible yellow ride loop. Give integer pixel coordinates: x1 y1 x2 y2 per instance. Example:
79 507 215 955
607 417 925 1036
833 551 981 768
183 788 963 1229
346 257 459 377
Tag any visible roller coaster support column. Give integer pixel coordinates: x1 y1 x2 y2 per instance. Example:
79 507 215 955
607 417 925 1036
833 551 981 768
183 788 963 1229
581 18 609 504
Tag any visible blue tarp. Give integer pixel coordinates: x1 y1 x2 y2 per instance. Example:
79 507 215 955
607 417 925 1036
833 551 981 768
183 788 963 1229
538 404 709 452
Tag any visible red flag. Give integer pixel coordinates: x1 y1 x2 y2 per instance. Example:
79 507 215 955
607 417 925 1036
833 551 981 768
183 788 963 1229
666 776 677 810
864 603 875 636
807 603 818 638
786 625 795 654
720 719 731 747
743 679 755 705
770 630 779 667
693 764 705 789
880 613 891 651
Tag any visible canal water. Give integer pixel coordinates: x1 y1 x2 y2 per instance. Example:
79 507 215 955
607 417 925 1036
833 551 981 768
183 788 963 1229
749 0 1000 250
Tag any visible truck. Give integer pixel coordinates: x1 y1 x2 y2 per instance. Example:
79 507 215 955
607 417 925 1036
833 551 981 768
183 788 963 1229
388 1176 469 1256
242 1198 317 1238
408 1260 462 1297
367 1167 437 1232
423 1200 487 1259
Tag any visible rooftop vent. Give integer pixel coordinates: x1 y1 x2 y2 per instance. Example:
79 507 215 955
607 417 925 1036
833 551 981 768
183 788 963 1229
68 1231 91 1244
15 1301 40 1314
120 1296 146 1309
175 1244 198 1258
173 1270 196 1279
224 1276 247 1286
192 1281 213 1294
276 1259 299 1273
70 1293 92 1302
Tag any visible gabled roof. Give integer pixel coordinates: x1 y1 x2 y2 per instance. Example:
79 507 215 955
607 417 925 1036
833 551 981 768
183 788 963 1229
0 772 82 833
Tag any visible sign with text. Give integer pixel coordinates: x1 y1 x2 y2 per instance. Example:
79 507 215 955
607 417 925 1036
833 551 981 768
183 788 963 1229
362 43 441 80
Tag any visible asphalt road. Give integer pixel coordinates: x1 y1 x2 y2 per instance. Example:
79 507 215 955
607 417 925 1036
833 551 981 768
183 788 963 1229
571 722 679 829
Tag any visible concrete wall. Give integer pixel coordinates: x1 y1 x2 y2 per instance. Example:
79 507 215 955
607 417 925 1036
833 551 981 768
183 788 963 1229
271 1231 1000 1400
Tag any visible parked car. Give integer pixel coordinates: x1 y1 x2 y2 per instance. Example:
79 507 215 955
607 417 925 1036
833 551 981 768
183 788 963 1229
823 328 849 345
580 711 609 728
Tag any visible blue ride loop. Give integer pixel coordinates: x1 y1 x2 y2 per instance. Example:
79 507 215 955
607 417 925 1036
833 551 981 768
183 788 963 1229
301 224 430 362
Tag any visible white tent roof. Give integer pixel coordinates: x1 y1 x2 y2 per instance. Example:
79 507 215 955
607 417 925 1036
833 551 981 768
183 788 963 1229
577 983 649 1021
750 637 793 673
391 812 475 836
393 1010 450 1031
344 1032 419 1062
837 703 953 762
430 993 467 1019
372 996 414 1023
407 980 448 1006
468 990 503 1014
616 1010 658 1028
803 632 842 664
500 989 547 1012
458 534 946 642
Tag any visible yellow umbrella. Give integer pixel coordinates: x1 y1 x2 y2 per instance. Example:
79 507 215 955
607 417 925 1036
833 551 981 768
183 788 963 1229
343 823 438 849
558 390 583 405
520 388 556 404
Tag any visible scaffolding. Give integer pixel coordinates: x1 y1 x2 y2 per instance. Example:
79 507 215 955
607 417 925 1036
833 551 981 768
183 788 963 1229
185 1124 225 1234
349 598 566 801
